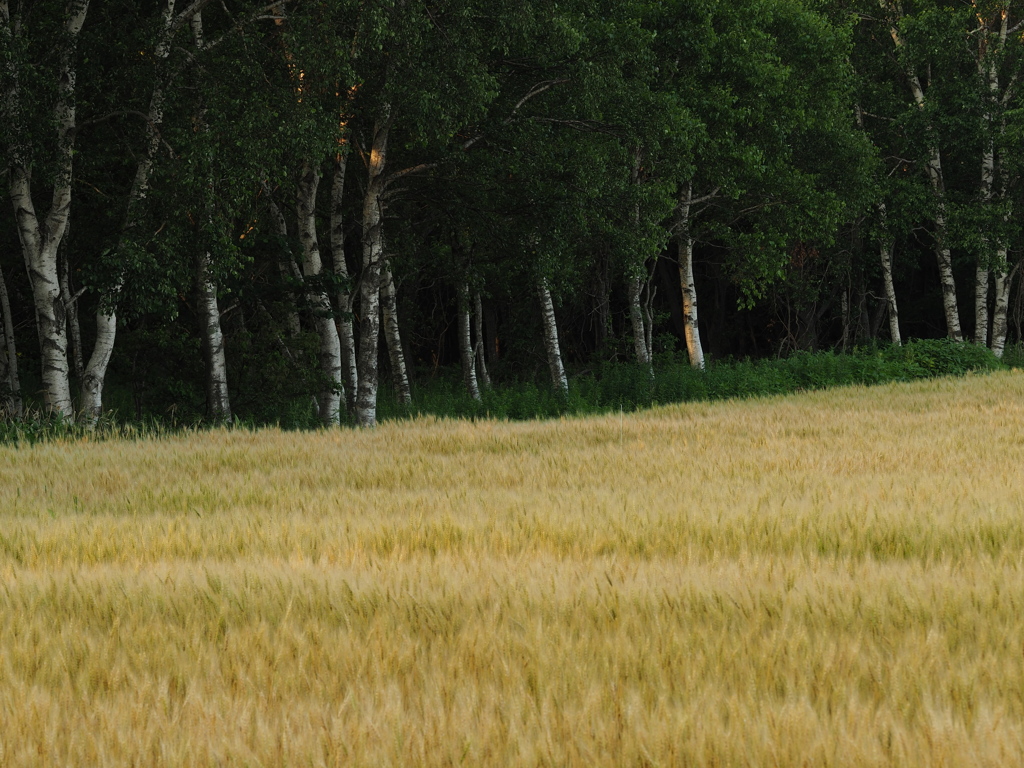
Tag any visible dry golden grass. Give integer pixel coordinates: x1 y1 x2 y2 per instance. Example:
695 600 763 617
3 372 1024 766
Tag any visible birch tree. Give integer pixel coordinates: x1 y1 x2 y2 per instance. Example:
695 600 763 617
875 1 964 340
78 0 199 424
296 160 343 425
330 151 358 413
2 0 90 418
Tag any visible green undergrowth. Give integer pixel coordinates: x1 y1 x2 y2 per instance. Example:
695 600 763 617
378 338 1007 422
0 339 1010 445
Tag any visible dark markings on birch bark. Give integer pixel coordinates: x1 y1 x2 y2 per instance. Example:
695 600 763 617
676 184 705 369
381 257 411 405
354 111 391 427
297 159 343 426
197 250 231 422
473 291 491 389
879 238 901 346
459 282 480 401
537 278 568 394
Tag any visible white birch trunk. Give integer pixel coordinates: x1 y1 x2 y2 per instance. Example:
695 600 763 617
974 267 991 346
976 99 997 346
880 236 901 346
925 150 962 340
991 261 1012 358
885 14 962 340
197 250 231 421
192 8 230 423
537 278 568 395
380 257 411 405
676 185 705 369
80 0 179 425
354 111 390 427
297 159 343 426
627 273 652 367
3 0 89 419
0 266 23 419
473 291 491 389
875 202 901 346
330 152 358 413
627 148 654 372
81 310 116 422
458 282 481 401
975 11 1009 349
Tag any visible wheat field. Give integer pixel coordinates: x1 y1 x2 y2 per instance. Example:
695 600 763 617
2 372 1024 766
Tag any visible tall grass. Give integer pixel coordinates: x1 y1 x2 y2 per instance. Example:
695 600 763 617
2 372 1024 766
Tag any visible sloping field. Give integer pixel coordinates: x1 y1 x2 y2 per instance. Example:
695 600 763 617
3 372 1024 766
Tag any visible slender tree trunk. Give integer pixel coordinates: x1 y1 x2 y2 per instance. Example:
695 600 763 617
354 111 391 427
880 236 901 346
3 0 89 419
925 156 962 339
459 282 481 401
192 8 231 424
676 184 705 369
297 159 343 425
380 256 411 405
884 16 962 340
627 273 652 367
330 152 358 413
976 104 997 346
0 267 23 419
974 267 991 346
991 258 1015 358
537 278 568 394
473 291 491 389
627 148 654 372
196 250 231 421
81 0 182 425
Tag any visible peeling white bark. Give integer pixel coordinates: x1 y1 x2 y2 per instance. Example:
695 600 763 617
297 159 343 425
537 278 568 395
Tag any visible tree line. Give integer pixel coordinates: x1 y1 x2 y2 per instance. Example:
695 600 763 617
1 0 1021 428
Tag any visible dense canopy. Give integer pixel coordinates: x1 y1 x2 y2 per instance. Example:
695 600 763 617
1 0 1021 426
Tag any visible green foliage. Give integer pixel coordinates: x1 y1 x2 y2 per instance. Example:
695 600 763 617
373 340 1006 423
